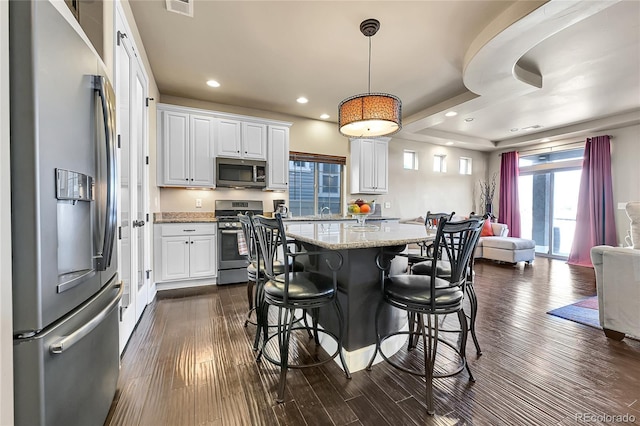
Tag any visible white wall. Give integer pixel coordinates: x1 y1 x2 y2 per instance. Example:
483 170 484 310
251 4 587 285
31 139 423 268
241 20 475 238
379 138 490 219
489 124 640 244
0 0 14 424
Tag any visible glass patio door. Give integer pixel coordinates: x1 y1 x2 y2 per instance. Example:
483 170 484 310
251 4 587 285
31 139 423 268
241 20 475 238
519 169 581 258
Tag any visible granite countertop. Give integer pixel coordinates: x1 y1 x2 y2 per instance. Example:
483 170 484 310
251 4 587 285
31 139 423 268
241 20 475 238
283 215 399 222
284 222 434 250
154 212 217 223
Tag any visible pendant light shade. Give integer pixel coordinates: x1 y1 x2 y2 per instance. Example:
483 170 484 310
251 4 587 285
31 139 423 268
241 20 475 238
339 19 402 138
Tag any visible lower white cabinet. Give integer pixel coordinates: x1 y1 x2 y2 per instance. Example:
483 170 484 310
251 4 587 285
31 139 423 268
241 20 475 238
155 223 217 284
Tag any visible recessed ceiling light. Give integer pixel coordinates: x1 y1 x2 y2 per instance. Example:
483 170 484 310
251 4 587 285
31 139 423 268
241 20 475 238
206 80 220 88
464 117 474 122
296 97 309 104
446 141 454 146
540 138 551 142
320 114 330 120
445 111 458 117
510 128 519 132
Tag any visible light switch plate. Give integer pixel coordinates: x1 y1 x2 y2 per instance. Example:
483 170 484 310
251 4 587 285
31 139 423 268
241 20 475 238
384 202 391 208
195 198 202 208
618 202 627 210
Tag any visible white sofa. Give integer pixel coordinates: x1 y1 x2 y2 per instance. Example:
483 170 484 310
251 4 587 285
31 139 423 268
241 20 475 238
589 201 640 340
400 218 535 265
590 246 640 340
475 222 535 264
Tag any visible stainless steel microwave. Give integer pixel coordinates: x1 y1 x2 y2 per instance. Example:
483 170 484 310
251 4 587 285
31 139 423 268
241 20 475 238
216 158 267 188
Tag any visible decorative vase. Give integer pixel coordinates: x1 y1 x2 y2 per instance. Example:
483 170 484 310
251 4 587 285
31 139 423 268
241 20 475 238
485 203 493 215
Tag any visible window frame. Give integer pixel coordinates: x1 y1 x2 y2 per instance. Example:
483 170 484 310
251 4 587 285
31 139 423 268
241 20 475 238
403 150 418 170
433 154 447 173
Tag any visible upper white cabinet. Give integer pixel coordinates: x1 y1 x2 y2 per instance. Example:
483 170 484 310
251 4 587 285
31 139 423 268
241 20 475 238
158 107 215 187
216 119 267 160
267 125 290 191
157 103 291 189
350 138 389 194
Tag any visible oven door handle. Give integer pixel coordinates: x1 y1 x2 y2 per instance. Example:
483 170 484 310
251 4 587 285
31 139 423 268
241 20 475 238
220 230 242 234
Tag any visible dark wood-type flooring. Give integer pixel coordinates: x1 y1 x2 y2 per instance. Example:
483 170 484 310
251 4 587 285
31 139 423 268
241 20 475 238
105 258 640 425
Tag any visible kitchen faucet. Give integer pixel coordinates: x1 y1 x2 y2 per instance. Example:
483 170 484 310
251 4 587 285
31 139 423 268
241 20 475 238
320 206 331 218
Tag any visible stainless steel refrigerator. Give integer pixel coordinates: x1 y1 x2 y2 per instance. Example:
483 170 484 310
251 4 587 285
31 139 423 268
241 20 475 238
9 1 121 425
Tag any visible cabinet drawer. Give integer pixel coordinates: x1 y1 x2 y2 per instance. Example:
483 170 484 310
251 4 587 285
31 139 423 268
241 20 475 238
159 223 216 237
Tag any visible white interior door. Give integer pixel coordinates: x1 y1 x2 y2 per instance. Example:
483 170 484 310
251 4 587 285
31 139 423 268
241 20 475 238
132 63 149 320
115 6 150 353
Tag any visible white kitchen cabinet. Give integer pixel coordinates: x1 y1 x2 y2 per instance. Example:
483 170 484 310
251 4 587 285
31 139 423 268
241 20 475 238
158 107 215 187
155 223 217 284
216 119 267 160
266 125 290 190
350 138 389 194
242 122 267 159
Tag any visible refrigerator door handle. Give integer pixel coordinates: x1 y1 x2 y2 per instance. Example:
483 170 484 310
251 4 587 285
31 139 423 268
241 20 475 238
49 284 123 355
93 75 117 271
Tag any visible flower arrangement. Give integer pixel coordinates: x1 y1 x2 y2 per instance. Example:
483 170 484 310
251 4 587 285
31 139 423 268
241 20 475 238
479 172 497 216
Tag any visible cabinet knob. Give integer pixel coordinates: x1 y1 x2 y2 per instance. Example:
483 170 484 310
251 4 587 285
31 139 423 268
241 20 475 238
185 241 189 244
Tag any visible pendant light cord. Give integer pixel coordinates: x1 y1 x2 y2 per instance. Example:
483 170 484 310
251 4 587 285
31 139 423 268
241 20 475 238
368 37 372 94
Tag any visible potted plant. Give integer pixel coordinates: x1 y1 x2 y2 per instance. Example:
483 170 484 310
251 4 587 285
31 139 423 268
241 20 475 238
479 172 497 220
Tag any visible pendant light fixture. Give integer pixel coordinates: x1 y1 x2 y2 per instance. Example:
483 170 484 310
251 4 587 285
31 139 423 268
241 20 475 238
338 18 402 138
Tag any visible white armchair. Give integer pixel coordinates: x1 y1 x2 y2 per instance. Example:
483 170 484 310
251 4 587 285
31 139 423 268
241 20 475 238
590 246 640 340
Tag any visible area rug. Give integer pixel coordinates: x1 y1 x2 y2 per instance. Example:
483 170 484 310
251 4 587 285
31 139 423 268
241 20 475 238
547 296 600 329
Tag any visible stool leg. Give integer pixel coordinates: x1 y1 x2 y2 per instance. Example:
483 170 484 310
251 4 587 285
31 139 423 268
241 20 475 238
253 282 265 351
276 307 295 403
407 312 418 351
365 299 385 371
466 283 482 356
244 279 255 327
457 310 475 382
311 307 320 345
333 298 351 379
421 313 437 416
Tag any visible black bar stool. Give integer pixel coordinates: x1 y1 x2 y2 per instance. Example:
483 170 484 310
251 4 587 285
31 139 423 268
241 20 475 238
366 217 483 415
252 213 351 403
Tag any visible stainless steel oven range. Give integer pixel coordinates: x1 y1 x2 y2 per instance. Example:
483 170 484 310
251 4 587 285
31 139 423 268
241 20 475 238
215 200 264 285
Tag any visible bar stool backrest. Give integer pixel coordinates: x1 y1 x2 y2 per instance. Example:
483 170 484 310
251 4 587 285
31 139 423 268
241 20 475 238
252 213 290 284
238 213 259 266
431 218 484 298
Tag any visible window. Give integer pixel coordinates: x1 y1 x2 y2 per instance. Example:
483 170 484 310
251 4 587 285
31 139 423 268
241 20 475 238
459 157 472 175
518 147 584 259
403 150 418 170
289 152 345 217
433 154 446 173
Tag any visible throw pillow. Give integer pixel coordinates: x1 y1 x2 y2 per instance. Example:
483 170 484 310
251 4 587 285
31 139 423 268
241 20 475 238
480 220 494 237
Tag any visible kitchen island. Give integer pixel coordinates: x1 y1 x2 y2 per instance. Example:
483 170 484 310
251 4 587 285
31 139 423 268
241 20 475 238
284 221 434 372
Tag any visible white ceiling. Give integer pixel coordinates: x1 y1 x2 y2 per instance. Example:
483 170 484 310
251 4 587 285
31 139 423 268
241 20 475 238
128 0 640 151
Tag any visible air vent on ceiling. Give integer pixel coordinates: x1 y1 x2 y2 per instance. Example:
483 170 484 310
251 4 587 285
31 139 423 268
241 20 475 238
166 0 193 17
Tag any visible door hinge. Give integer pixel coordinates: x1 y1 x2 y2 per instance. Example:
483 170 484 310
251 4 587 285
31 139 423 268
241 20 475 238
117 134 121 149
118 226 122 240
145 156 149 165
117 31 127 46
146 97 155 107
146 270 151 280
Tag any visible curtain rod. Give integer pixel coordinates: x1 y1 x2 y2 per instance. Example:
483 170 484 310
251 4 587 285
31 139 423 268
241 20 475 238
498 136 613 156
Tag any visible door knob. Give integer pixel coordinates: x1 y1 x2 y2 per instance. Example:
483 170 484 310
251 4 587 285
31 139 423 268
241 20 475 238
133 220 145 228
